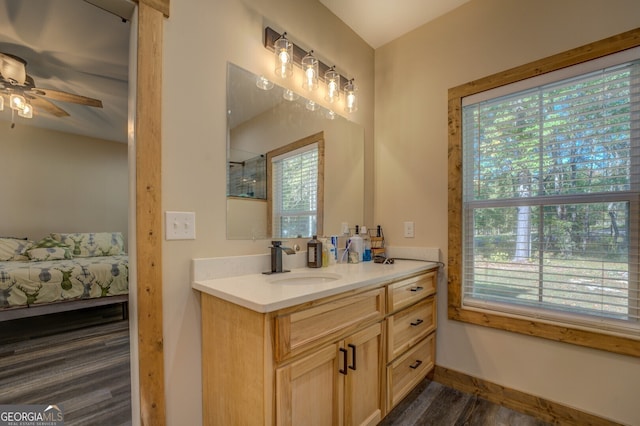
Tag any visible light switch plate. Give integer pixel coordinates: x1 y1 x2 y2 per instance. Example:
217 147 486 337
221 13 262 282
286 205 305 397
403 221 415 238
166 211 196 240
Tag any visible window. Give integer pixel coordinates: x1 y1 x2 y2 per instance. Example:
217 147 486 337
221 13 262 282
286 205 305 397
267 133 325 238
448 29 640 356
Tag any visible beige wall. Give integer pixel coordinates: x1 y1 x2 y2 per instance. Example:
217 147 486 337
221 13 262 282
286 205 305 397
161 0 374 424
375 0 640 424
0 124 128 244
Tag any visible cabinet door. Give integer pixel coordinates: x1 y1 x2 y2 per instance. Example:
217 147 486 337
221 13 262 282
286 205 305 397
344 322 383 426
276 343 344 426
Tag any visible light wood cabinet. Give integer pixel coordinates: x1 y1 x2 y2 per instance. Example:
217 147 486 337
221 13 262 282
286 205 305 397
275 322 383 426
200 267 438 425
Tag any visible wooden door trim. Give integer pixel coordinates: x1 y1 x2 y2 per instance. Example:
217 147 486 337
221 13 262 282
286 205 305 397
134 0 169 424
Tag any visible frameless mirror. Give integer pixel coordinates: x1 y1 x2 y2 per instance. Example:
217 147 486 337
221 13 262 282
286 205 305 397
226 62 364 240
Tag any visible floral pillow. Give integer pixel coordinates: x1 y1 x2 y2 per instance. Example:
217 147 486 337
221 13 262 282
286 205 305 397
51 232 125 257
0 238 34 261
29 236 73 260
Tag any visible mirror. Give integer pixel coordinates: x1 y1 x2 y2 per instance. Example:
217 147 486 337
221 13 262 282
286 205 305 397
226 63 364 240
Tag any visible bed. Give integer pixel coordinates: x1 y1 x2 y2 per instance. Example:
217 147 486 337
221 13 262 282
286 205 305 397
0 232 129 321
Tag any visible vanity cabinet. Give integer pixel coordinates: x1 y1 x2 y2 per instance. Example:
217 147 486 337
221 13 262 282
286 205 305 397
384 270 437 411
275 322 383 426
199 267 438 425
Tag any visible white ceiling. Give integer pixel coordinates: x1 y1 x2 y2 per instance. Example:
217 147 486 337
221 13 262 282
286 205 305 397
320 0 471 48
0 0 130 143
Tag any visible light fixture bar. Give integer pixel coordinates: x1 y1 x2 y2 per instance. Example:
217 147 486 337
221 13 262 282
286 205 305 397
264 27 350 90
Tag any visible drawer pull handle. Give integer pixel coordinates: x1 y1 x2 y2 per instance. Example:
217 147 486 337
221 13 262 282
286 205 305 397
339 347 348 375
410 286 424 292
348 344 357 371
409 360 423 369
410 319 424 327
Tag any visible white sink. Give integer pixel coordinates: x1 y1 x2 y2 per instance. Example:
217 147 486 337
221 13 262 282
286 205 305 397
268 271 342 285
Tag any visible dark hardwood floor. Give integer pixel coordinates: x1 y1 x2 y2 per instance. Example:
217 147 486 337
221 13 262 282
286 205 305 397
382 378 552 426
0 305 132 426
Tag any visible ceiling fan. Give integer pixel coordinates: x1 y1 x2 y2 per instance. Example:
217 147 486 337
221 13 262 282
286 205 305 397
0 52 103 125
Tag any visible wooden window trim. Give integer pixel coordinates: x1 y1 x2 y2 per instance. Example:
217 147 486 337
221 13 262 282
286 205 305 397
447 28 640 357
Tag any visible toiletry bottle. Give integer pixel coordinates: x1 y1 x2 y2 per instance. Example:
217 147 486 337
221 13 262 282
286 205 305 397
307 235 322 268
349 225 364 263
321 237 329 267
362 226 372 262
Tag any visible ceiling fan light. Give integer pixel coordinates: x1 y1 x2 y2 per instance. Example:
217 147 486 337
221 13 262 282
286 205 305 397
324 67 340 103
301 51 318 91
18 102 33 118
9 93 26 111
0 96 4 111
274 33 293 79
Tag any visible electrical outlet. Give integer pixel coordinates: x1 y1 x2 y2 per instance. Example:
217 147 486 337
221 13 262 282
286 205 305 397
404 221 415 238
166 211 196 240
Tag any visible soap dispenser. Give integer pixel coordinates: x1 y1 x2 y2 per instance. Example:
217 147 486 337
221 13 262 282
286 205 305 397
307 235 323 268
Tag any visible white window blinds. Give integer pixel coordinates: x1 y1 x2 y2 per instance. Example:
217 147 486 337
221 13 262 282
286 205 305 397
461 54 640 337
272 143 318 238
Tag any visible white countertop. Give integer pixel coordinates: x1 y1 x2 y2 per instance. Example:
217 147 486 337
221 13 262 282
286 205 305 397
192 260 438 313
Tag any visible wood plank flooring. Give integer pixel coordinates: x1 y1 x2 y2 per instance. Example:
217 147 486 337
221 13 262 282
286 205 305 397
0 305 131 426
382 378 552 426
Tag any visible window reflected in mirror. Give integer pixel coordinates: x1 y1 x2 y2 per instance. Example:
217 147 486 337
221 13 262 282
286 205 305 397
268 133 325 239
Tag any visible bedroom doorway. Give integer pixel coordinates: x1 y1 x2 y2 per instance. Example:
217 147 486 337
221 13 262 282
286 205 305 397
0 0 138 423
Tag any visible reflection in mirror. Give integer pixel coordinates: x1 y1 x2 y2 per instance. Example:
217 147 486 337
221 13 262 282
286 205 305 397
226 63 364 240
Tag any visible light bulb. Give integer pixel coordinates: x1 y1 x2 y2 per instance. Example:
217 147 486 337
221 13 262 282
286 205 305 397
18 102 33 118
344 80 358 113
301 51 318 91
324 67 340 103
10 93 26 110
274 34 293 79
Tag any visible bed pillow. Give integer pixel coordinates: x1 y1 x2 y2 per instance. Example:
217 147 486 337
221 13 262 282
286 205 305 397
30 236 73 260
27 246 70 261
0 238 34 261
51 232 125 257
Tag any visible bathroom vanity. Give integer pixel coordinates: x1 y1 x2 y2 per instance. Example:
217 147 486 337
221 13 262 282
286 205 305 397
193 260 438 425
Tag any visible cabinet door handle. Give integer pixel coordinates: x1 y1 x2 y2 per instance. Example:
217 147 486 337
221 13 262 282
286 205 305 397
410 286 424 292
409 360 423 369
410 318 424 326
339 347 348 375
348 343 356 371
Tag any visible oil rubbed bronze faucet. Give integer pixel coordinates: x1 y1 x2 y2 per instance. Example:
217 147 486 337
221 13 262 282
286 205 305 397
263 241 295 274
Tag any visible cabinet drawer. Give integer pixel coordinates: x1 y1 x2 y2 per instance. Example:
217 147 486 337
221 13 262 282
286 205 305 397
386 333 435 411
275 288 385 361
387 271 436 313
387 296 436 362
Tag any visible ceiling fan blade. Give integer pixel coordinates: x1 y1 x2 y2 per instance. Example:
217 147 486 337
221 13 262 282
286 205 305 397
31 88 103 108
29 96 70 117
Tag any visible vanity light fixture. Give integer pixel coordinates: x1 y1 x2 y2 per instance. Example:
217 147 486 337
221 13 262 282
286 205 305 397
301 50 318 91
264 27 358 113
256 75 274 90
324 66 340 103
344 79 358 113
325 109 336 120
273 32 293 79
283 89 299 101
306 99 319 111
